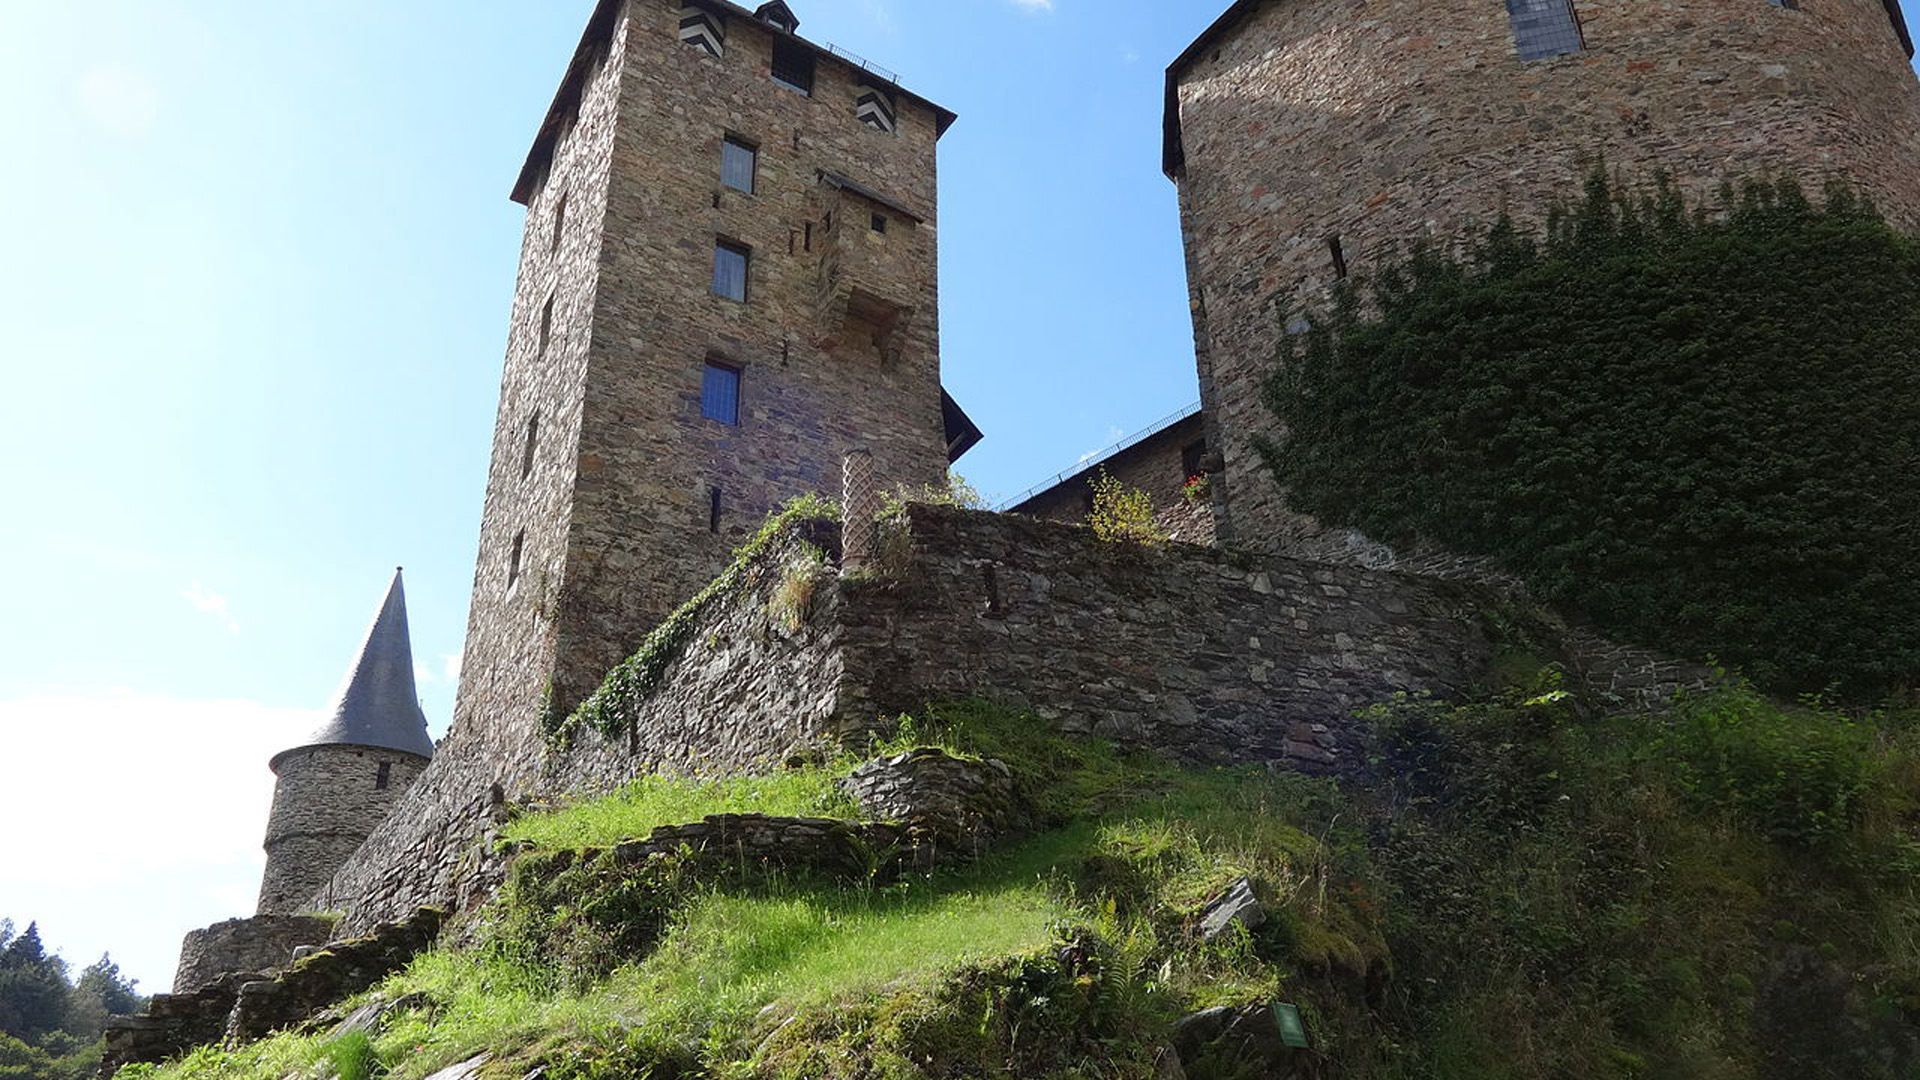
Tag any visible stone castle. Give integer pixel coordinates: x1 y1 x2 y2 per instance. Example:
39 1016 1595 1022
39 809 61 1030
148 0 1918 1020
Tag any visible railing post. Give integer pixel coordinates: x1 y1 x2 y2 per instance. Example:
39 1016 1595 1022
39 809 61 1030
842 448 879 571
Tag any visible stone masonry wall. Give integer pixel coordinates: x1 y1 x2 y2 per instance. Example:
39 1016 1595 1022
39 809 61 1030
450 0 955 821
256 747 427 916
316 505 1516 932
172 916 332 995
553 0 951 719
1170 0 1920 552
1012 412 1216 545
838 506 1494 772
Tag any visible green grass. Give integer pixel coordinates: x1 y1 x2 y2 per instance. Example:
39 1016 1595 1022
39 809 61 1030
122 692 1920 1080
502 771 859 850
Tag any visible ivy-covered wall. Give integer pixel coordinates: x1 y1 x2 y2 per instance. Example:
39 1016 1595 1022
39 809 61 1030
1261 176 1920 698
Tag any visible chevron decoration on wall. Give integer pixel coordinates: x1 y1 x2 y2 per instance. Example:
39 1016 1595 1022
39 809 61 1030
855 84 897 133
679 4 726 58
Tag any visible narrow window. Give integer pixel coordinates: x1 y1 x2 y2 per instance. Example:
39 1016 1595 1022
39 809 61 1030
1766 0 1799 7
376 762 392 791
721 136 757 193
771 39 815 95
539 295 555 352
702 361 742 424
1506 0 1584 61
521 413 540 479
507 530 526 589
871 213 888 234
1328 235 1349 280
712 240 750 301
551 193 567 254
709 486 724 534
804 222 813 252
1182 440 1208 480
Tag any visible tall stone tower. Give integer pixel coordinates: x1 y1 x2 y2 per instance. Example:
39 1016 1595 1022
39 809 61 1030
450 0 971 785
257 570 435 915
1164 0 1920 556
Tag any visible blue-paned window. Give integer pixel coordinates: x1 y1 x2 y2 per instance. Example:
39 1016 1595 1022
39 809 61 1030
702 362 741 425
722 137 756 193
713 240 749 301
1507 0 1584 61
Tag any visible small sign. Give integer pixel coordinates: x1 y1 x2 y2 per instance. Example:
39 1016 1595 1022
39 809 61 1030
1273 1002 1310 1049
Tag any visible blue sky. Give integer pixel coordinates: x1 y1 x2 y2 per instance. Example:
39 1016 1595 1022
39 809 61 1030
1 0 1915 994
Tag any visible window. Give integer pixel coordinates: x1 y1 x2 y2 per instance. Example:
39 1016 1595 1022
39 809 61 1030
551 192 567 254
702 361 741 424
376 762 393 791
1766 0 1799 7
709 486 724 533
507 530 525 590
721 137 757 193
1328 235 1348 280
1182 440 1208 480
871 213 888 234
539 295 555 352
1506 0 1584 61
521 413 539 479
712 240 750 301
771 39 815 95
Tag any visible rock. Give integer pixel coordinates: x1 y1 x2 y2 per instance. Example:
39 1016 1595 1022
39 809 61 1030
423 1053 492 1080
1196 878 1265 942
1171 1004 1297 1078
327 992 430 1038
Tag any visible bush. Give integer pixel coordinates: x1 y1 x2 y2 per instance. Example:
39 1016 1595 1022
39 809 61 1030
1088 471 1163 545
1660 684 1879 846
1260 172 1920 698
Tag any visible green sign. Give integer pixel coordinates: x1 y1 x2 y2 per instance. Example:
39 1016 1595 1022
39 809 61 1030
1272 1002 1310 1050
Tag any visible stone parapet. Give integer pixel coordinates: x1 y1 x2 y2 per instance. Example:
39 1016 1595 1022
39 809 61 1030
172 915 333 995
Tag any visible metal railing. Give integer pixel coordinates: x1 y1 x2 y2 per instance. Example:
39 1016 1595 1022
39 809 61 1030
997 401 1204 511
825 42 899 85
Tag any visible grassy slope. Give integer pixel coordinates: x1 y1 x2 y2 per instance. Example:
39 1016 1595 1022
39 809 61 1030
123 690 1920 1080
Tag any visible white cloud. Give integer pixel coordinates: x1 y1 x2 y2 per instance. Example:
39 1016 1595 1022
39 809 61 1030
440 652 463 685
1009 0 1053 11
76 67 161 138
0 692 318 992
181 581 239 632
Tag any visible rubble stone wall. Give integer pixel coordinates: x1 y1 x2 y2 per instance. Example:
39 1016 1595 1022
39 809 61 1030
1169 0 1920 552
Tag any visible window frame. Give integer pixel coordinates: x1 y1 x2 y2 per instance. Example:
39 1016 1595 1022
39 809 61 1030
770 38 816 95
721 135 758 194
712 239 751 302
1505 0 1585 62
701 360 743 426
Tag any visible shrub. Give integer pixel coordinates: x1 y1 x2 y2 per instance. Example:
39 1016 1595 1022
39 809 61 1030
1260 172 1920 698
1088 470 1163 544
1660 684 1879 846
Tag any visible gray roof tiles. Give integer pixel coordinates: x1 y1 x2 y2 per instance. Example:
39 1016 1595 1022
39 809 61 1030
276 569 435 766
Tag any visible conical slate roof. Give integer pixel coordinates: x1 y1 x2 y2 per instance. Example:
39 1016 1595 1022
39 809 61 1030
275 569 435 766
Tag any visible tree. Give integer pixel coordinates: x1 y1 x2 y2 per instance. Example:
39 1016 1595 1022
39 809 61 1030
0 924 70 1045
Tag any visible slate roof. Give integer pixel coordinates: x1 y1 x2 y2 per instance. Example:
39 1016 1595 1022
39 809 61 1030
275 569 435 766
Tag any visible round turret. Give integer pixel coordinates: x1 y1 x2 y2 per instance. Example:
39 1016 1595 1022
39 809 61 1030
256 570 435 916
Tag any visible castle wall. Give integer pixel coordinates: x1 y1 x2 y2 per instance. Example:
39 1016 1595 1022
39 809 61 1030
451 0 954 809
1170 0 1920 552
315 505 1531 934
256 746 427 915
551 0 949 717
171 916 331 995
1011 412 1216 545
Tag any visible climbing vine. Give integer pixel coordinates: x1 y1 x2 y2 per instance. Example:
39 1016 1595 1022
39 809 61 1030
1261 173 1920 698
549 494 841 746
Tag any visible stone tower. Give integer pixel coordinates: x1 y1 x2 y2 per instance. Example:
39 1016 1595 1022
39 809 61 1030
449 0 973 786
257 570 435 915
1164 0 1920 555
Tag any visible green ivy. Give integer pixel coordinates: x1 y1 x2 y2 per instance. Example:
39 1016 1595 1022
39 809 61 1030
549 494 840 746
1261 172 1920 698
